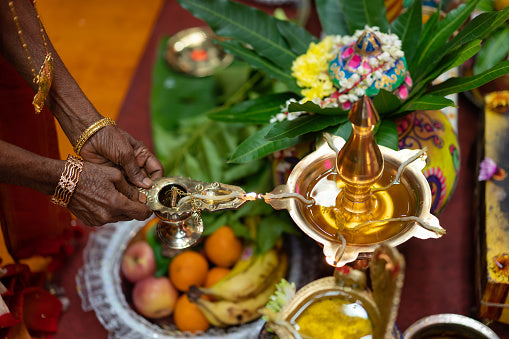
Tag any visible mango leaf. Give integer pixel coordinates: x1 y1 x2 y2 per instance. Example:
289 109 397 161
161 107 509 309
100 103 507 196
200 135 223 181
265 114 348 141
426 60 509 96
276 20 318 55
339 0 390 33
402 94 455 112
208 92 297 123
448 39 482 70
375 119 398 150
416 8 509 82
216 40 299 93
413 0 479 69
474 26 509 75
229 124 302 163
325 121 352 140
373 90 402 116
177 0 296 72
287 100 349 115
390 0 421 64
151 39 217 132
408 4 441 73
257 214 299 253
315 0 349 35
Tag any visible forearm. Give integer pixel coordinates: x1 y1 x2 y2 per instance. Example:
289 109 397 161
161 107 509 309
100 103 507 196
0 140 63 195
0 0 103 146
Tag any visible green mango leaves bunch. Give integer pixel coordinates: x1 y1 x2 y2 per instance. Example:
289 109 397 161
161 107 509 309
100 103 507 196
177 0 509 162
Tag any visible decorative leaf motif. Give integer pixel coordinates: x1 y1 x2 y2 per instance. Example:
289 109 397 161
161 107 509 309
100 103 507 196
315 0 349 35
177 0 296 71
265 115 348 141
339 0 390 33
276 20 318 55
426 60 509 97
390 0 421 64
230 125 301 163
208 92 297 123
216 40 300 92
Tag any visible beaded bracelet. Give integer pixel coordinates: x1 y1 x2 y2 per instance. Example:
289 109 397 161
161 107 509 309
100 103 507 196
74 117 116 155
51 155 84 207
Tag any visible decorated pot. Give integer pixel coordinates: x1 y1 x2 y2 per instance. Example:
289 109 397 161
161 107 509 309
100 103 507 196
396 110 460 215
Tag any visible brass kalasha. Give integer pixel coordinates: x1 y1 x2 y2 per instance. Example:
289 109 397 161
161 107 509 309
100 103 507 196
8 0 53 114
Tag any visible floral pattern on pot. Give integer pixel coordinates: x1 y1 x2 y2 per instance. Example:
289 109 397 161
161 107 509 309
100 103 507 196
396 110 460 215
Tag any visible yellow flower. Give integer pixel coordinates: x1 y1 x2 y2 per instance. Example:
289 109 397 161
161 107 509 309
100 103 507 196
291 36 336 101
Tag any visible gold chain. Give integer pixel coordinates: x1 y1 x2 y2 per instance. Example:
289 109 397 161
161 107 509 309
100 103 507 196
8 0 54 114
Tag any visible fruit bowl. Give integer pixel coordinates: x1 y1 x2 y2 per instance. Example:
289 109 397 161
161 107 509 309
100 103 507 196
76 217 309 338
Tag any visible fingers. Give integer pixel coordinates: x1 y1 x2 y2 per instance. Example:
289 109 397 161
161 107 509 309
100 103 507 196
68 163 152 226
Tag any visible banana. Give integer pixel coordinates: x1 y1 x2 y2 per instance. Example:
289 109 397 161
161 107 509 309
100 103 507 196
197 246 281 302
189 252 288 327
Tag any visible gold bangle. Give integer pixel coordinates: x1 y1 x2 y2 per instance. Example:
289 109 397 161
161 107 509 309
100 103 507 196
74 117 116 155
51 155 84 207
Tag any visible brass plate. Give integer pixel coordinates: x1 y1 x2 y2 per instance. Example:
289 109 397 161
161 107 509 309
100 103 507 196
165 27 233 77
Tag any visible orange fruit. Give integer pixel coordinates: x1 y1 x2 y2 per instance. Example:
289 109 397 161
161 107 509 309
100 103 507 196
204 226 243 268
173 294 210 333
169 251 209 292
204 267 231 287
142 217 159 239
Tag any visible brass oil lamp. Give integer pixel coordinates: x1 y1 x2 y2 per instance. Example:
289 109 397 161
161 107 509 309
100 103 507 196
140 96 444 265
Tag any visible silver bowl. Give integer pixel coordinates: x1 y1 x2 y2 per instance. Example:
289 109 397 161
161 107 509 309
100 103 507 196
403 313 499 339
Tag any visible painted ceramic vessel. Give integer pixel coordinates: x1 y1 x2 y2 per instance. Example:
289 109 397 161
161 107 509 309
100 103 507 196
396 110 460 215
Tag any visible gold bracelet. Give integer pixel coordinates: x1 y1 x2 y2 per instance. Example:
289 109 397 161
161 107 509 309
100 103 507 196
74 117 116 155
51 155 84 207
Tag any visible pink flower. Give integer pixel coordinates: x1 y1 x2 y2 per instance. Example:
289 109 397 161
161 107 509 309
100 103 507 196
479 157 506 181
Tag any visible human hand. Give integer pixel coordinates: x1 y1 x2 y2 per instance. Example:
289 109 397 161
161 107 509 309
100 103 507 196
79 124 164 189
67 161 152 226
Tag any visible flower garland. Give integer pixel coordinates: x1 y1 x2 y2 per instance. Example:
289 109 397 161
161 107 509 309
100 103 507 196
272 26 412 123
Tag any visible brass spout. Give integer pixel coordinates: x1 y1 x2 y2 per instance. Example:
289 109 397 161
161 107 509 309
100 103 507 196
336 96 383 217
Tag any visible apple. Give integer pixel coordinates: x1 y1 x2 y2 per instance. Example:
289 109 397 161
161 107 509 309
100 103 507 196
121 241 156 283
132 276 178 319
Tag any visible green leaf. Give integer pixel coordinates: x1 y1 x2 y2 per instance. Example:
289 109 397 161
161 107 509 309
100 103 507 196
448 39 482 70
390 0 421 63
339 0 390 33
426 60 509 96
151 38 218 132
474 26 509 75
413 0 480 68
177 0 296 71
408 4 441 72
146 226 173 277
403 94 455 111
287 101 349 116
216 40 299 93
416 8 509 82
208 92 297 123
229 124 301 163
326 122 352 140
375 119 398 150
373 90 402 116
256 214 299 253
201 136 223 181
276 20 318 55
315 0 349 35
265 115 348 141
